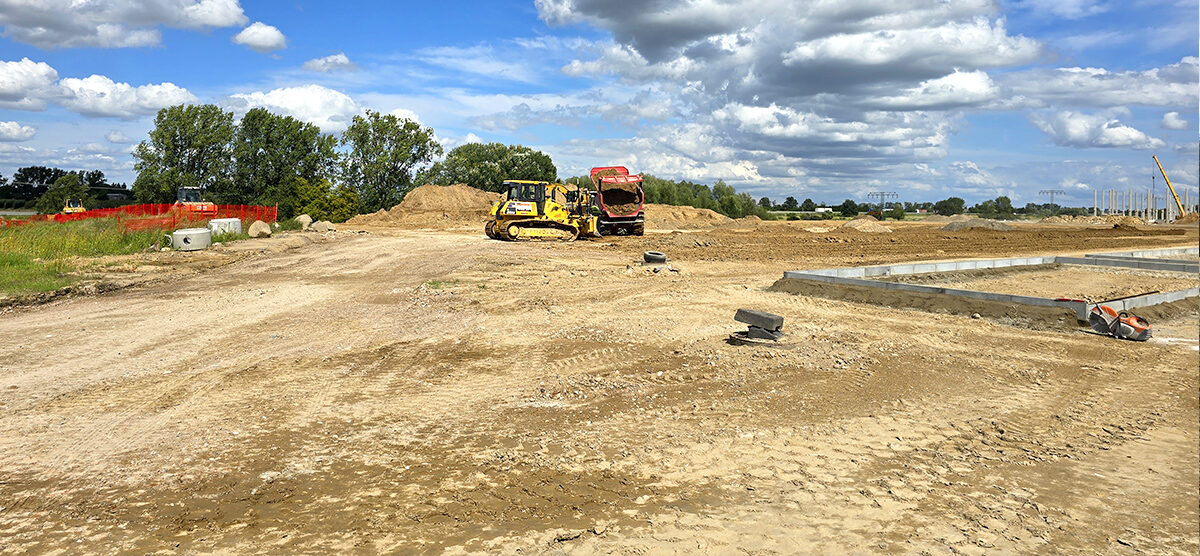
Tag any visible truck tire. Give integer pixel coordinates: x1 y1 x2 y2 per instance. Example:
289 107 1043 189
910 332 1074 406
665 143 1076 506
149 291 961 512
643 251 667 264
632 222 645 236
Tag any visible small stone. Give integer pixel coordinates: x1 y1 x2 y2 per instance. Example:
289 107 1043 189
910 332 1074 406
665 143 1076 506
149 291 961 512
971 313 981 319
160 247 171 252
310 220 336 233
296 214 313 229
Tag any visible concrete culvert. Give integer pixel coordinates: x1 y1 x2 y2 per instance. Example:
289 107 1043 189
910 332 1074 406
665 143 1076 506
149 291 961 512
644 251 667 264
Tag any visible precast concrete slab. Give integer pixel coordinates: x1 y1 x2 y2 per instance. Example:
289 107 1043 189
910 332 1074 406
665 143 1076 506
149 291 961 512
780 250 1199 324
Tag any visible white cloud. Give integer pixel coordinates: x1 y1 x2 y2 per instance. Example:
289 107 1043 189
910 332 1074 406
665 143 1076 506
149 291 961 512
0 57 58 110
303 52 355 72
226 85 359 131
1162 111 1189 130
1002 57 1198 108
0 121 35 141
415 45 539 83
232 22 287 53
868 70 999 110
106 130 133 143
58 75 197 118
0 0 247 48
1031 110 1166 150
388 108 421 123
1059 178 1091 191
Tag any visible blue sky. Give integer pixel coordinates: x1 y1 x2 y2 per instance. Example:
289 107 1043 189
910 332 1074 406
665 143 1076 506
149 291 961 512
0 0 1195 206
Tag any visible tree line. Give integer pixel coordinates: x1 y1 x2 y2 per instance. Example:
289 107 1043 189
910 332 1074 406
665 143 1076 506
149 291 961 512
0 166 126 211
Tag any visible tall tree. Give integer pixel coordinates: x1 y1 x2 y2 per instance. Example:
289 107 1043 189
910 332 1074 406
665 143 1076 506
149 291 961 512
837 199 859 217
340 110 441 212
132 104 235 203
34 173 92 214
932 197 966 216
799 198 816 211
420 142 556 192
781 196 799 210
12 166 67 200
229 108 338 217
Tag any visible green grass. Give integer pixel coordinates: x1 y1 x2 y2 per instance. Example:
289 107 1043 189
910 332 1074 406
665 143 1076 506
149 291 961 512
0 218 163 259
277 218 304 232
423 279 461 289
213 231 250 243
0 253 74 294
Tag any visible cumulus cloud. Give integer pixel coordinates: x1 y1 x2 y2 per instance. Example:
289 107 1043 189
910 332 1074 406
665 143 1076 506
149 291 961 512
1031 110 1165 149
867 71 999 110
232 22 287 53
226 85 359 131
388 108 421 123
1162 111 1188 130
106 130 133 143
1014 0 1107 19
0 121 35 141
58 75 197 118
303 52 355 72
0 58 58 110
0 0 247 48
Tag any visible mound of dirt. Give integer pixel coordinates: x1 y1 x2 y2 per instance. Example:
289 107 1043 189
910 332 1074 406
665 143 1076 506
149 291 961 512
922 215 951 222
838 219 893 233
852 214 879 221
347 184 501 229
1174 212 1198 224
1040 214 1148 227
948 214 975 222
645 204 733 230
940 219 1015 232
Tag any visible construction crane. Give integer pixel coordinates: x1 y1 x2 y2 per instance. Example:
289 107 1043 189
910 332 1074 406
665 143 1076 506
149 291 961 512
1152 155 1186 216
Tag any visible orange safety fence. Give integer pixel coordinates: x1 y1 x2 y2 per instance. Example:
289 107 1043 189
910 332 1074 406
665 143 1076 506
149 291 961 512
0 204 278 230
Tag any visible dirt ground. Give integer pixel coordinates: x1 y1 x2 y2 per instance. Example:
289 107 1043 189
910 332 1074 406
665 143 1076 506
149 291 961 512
0 220 1197 554
879 264 1197 301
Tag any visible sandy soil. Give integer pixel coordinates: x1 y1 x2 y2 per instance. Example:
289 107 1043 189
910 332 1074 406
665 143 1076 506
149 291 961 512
880 264 1198 301
0 223 1196 554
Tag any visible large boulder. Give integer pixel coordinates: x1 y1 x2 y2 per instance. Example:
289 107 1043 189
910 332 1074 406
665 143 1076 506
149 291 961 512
248 220 272 238
296 214 313 230
311 220 336 233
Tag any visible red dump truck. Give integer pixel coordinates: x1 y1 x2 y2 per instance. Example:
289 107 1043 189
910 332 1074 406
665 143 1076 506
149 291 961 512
589 166 645 236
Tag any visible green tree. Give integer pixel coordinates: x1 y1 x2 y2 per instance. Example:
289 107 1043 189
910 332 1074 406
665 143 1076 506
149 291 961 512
887 204 906 220
932 197 965 216
35 173 92 214
993 195 1015 219
228 108 339 217
837 199 859 217
799 198 816 211
420 142 555 192
295 177 360 223
12 166 67 200
341 110 442 213
781 196 799 210
758 196 772 209
132 104 235 203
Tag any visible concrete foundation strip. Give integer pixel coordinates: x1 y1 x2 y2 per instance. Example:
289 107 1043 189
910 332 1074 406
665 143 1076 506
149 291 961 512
782 247 1199 322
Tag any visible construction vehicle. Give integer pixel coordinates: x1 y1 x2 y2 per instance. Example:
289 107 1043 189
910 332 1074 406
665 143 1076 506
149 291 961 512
174 186 217 219
61 198 85 214
485 180 598 241
590 166 645 236
1152 155 1187 217
1088 304 1152 341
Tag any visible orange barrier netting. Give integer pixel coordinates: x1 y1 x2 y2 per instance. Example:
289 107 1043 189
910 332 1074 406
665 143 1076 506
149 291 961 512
1 204 278 230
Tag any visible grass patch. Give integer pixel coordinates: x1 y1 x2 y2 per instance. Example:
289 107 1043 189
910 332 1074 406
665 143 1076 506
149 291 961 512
0 253 74 294
0 218 162 259
423 279 461 289
213 231 250 243
277 218 304 232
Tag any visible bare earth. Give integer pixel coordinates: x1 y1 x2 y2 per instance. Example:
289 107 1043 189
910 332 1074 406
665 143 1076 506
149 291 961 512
0 222 1197 554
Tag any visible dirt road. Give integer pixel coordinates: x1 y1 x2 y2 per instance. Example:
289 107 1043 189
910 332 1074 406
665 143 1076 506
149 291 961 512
0 224 1196 553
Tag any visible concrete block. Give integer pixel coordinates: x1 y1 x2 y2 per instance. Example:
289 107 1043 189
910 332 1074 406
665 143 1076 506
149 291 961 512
735 309 784 331
746 326 784 341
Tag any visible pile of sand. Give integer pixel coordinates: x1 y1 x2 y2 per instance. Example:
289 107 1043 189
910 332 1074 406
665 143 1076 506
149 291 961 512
922 214 951 222
940 218 1015 232
838 219 892 233
347 184 501 229
1175 212 1199 224
851 214 879 221
948 214 975 222
645 203 733 230
598 180 642 216
1041 214 1147 227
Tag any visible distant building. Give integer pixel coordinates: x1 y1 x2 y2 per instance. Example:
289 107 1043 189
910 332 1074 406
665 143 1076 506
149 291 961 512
815 207 833 213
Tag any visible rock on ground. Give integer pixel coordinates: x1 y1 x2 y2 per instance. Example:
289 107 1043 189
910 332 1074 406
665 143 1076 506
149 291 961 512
311 220 336 233
296 214 313 230
248 220 272 238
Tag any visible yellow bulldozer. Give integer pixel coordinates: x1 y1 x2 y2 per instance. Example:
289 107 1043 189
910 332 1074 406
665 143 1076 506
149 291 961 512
485 180 598 241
